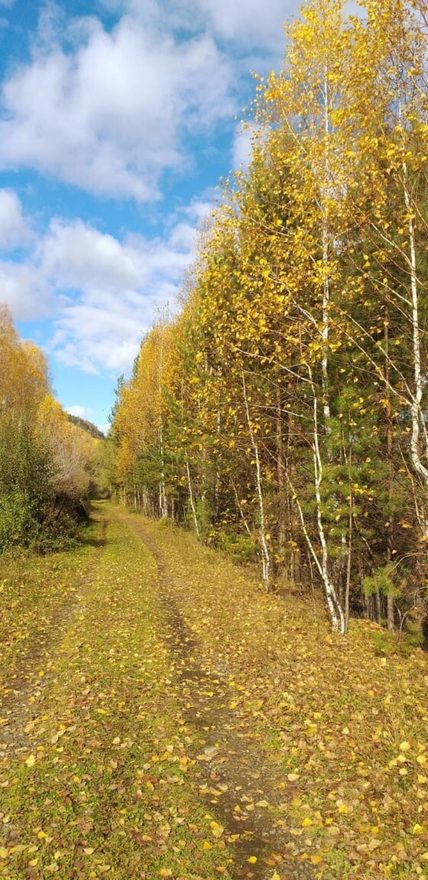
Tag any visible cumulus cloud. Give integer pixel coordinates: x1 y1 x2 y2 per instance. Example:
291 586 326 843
2 204 203 374
0 0 296 203
0 260 48 319
232 123 256 169
41 221 142 293
0 10 235 200
182 197 215 224
0 189 33 252
178 0 293 49
115 0 295 50
52 303 147 374
66 404 87 418
45 220 195 373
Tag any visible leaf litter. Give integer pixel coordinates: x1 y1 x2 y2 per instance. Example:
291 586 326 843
0 503 426 880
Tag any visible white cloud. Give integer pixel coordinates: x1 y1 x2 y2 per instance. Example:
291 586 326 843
179 0 293 49
183 197 215 224
0 260 47 319
43 222 192 373
0 0 298 379
66 405 87 418
115 0 295 50
1 203 203 374
0 11 235 200
97 422 110 435
232 123 254 169
0 189 33 251
41 220 142 293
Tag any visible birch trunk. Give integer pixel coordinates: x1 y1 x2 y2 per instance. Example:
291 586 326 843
158 327 168 519
312 387 345 633
321 63 331 428
403 162 428 524
242 372 271 589
276 385 287 561
185 453 200 538
232 478 252 537
384 314 396 631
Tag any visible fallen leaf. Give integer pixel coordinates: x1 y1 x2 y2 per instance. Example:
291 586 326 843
210 821 224 838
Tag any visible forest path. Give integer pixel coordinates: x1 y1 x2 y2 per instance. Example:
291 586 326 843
0 506 309 880
0 505 426 880
121 510 311 880
0 518 107 760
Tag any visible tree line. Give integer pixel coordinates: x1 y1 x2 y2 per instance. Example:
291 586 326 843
110 0 428 639
0 306 98 551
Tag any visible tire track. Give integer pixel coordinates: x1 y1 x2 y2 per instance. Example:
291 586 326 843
0 517 107 758
123 513 312 880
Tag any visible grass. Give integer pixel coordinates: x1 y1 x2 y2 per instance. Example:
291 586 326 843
0 512 234 880
0 520 97 691
131 512 428 880
0 504 427 880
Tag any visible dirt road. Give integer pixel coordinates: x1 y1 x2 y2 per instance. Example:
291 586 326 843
0 506 426 880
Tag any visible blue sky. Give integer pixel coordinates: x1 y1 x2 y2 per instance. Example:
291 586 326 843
0 0 298 432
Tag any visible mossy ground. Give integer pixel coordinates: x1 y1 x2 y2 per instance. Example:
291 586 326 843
0 504 427 880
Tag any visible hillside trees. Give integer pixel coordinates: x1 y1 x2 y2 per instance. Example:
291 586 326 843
0 306 97 550
110 0 428 637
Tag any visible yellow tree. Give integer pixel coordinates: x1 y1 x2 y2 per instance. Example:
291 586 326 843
0 306 95 548
251 0 360 629
356 0 428 532
36 395 95 498
113 321 174 515
0 305 49 423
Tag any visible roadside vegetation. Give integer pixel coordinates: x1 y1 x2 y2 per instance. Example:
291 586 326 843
110 0 428 643
0 306 99 552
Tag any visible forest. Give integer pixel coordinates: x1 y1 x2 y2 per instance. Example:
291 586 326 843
109 0 428 640
1 0 427 639
0 305 98 552
0 2 427 878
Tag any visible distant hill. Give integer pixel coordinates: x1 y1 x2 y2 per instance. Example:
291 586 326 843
68 414 105 440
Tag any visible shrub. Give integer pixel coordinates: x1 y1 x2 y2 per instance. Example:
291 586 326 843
217 530 258 564
0 490 36 552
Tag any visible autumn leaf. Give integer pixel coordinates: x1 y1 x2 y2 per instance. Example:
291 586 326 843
210 821 224 838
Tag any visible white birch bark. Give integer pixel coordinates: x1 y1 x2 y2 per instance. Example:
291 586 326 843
403 161 428 522
232 478 252 537
321 63 332 427
158 327 168 519
312 382 345 633
185 452 200 538
242 371 271 588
